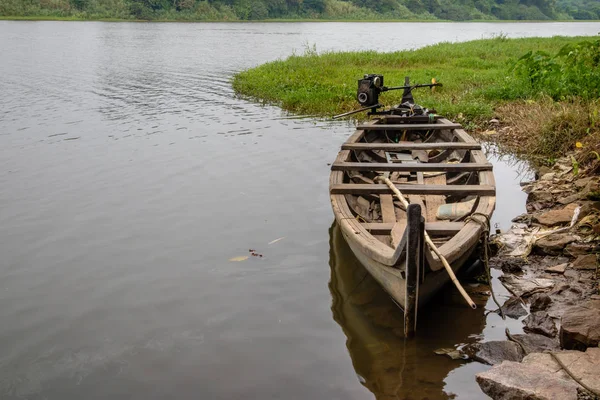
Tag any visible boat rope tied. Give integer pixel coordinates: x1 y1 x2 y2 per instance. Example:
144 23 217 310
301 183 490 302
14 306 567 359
465 212 505 319
375 176 477 309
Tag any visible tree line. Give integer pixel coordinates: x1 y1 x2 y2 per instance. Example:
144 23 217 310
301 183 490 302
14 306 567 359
0 0 598 21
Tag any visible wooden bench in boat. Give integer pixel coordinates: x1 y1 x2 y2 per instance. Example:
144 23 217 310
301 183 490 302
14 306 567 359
361 222 463 236
331 162 493 172
342 142 481 151
330 184 495 196
356 123 462 131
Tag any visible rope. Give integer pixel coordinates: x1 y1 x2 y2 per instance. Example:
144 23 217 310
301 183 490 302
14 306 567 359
465 212 505 319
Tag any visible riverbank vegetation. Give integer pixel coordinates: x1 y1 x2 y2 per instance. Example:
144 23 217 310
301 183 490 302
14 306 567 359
1 0 599 21
233 35 600 168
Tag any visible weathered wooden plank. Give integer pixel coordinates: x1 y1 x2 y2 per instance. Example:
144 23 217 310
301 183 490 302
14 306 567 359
342 142 480 151
330 184 495 196
331 162 492 172
424 174 447 222
357 123 461 131
380 194 396 224
381 115 439 122
362 221 463 235
407 171 427 219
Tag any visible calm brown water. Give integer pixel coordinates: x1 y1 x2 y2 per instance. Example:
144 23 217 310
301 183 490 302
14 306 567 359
1 21 599 400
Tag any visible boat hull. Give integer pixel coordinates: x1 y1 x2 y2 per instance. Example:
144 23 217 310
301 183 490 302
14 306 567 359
339 220 477 310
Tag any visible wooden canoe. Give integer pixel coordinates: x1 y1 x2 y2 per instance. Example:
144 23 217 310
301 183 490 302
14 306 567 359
329 116 496 321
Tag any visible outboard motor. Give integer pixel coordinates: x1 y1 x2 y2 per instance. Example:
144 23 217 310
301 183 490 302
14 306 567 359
357 74 384 107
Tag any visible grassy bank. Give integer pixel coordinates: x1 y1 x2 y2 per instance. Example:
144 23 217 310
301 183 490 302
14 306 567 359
233 36 600 167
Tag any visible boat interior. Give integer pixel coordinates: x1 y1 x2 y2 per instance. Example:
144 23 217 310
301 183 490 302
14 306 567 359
330 116 495 257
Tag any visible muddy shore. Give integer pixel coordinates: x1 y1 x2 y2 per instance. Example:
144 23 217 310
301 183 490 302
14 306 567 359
469 152 600 399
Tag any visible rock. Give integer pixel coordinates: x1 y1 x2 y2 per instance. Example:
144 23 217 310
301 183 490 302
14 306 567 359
534 203 579 227
540 173 556 181
540 255 570 267
558 193 582 205
560 300 600 350
476 353 579 400
538 166 552 176
499 275 554 298
578 201 600 218
553 348 600 395
489 118 500 124
571 254 598 271
528 190 554 204
534 234 578 256
530 293 552 312
463 341 524 365
498 257 526 273
581 180 600 199
575 177 596 189
511 213 532 224
565 243 598 256
511 333 560 354
523 311 558 338
545 263 568 274
498 296 527 319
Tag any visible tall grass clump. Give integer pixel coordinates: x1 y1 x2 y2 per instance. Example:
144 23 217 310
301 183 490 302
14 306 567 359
513 37 600 100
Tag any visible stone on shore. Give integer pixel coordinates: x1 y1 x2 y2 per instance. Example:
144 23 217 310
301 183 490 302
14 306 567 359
463 341 523 365
476 353 578 400
523 311 557 338
571 254 598 271
476 349 600 400
560 299 600 350
565 242 600 256
499 275 554 298
545 263 568 274
534 233 578 256
498 296 527 319
530 293 552 312
553 348 600 395
511 333 560 354
533 203 580 227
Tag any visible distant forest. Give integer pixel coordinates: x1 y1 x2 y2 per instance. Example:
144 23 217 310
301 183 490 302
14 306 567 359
1 0 599 21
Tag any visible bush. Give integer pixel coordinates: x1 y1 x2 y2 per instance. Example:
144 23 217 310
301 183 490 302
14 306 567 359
514 38 600 100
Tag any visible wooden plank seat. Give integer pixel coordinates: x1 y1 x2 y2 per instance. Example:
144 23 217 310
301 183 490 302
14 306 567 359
361 222 464 236
342 142 481 151
330 184 495 196
356 123 462 131
331 162 493 172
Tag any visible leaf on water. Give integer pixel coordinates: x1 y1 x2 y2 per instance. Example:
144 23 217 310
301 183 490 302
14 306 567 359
268 237 285 245
229 256 249 262
434 348 463 360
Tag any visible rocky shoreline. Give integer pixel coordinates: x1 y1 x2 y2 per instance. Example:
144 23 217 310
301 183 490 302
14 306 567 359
472 155 600 399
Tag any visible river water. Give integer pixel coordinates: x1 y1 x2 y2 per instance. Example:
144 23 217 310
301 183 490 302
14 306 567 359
1 21 599 400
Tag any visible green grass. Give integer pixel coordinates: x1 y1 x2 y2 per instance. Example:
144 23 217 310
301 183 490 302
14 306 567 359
232 36 594 124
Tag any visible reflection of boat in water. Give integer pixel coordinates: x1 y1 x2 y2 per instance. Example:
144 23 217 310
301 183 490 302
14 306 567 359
328 222 489 400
